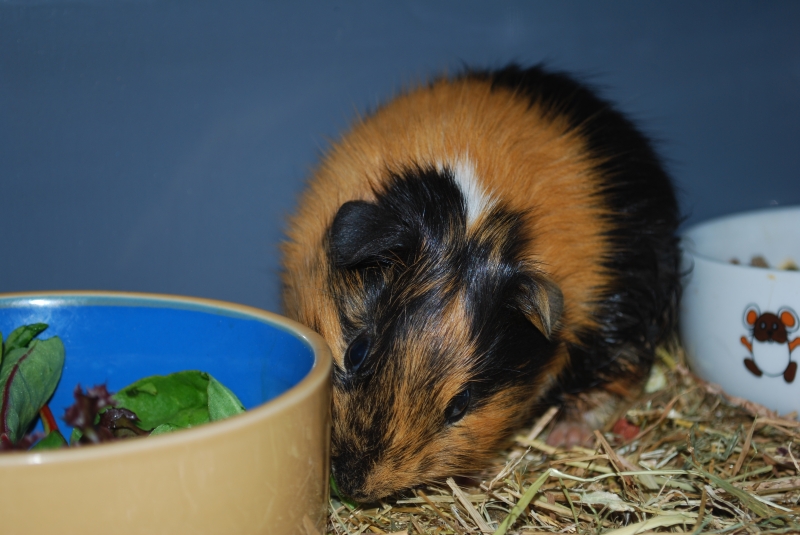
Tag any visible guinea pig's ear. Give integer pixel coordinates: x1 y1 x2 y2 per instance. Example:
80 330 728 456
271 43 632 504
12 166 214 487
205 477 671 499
516 275 564 340
328 200 407 268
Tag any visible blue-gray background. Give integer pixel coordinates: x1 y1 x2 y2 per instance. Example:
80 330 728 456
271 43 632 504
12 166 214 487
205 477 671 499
2 1 799 313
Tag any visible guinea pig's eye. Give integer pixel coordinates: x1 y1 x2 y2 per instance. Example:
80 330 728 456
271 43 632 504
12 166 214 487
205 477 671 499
344 333 371 372
444 388 471 424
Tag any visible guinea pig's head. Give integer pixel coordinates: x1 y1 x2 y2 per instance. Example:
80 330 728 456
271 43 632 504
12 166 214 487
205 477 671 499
324 164 563 502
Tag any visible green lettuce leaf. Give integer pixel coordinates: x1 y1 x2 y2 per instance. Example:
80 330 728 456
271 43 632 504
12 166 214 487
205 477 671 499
31 429 67 450
207 374 245 421
111 370 244 433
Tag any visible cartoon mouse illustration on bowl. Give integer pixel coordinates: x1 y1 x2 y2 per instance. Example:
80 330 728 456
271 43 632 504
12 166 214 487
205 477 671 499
741 304 800 383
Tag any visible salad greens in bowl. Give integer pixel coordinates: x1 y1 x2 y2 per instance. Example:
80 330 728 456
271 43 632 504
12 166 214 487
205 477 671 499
0 292 332 535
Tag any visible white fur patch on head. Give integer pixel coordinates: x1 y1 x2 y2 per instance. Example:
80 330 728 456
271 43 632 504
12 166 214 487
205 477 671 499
439 158 495 226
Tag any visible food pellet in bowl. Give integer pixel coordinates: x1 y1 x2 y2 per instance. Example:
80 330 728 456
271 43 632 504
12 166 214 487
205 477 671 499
729 255 798 270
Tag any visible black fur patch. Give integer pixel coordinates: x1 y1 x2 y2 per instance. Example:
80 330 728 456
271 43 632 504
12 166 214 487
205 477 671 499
329 201 407 268
326 165 560 406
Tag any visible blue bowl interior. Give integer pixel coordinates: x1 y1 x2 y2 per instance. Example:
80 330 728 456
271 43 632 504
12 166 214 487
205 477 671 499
0 295 315 437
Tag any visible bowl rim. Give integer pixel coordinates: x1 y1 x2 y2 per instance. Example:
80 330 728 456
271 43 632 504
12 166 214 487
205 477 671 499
0 290 332 467
681 205 800 275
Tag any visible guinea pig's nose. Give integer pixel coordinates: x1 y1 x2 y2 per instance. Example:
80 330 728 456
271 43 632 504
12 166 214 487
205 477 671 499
331 457 371 502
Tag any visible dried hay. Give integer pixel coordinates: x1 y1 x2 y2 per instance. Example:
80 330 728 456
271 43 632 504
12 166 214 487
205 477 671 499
324 345 800 534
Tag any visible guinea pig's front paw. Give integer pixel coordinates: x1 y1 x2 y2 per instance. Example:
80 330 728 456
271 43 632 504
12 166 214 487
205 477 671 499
545 420 595 449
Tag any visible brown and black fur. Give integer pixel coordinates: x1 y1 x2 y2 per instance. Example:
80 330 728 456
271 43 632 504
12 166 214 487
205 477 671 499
281 65 680 502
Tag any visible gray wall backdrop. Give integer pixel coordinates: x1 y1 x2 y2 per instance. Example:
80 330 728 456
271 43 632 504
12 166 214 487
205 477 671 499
2 1 799 313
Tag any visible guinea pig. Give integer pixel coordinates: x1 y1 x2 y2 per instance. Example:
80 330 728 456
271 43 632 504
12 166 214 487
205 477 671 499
281 64 680 502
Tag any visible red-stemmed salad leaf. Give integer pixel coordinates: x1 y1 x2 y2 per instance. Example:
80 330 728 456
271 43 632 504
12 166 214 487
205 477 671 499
0 334 64 445
4 323 49 356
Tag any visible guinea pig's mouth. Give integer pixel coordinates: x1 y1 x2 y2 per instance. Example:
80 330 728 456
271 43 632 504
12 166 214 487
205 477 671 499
330 465 383 504
331 451 420 503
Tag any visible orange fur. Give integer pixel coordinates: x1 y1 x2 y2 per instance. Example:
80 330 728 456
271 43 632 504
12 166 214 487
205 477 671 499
283 77 612 355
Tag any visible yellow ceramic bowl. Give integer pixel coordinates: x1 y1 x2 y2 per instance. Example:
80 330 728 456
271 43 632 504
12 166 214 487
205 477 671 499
0 292 331 535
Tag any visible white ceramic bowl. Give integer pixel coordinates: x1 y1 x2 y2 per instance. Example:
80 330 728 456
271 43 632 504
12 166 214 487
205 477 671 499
680 206 800 415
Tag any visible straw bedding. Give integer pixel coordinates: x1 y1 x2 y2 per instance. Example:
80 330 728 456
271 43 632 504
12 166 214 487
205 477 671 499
323 344 800 534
